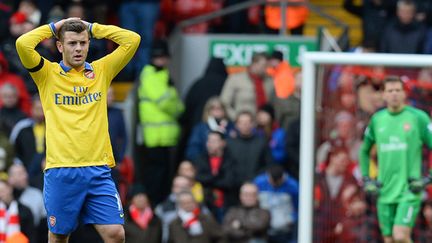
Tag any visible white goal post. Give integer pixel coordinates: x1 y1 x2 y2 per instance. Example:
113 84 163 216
299 52 432 243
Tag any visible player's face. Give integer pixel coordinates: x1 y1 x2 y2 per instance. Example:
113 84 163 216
57 30 89 69
383 81 406 111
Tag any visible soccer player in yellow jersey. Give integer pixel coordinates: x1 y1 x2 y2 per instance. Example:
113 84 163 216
15 18 140 243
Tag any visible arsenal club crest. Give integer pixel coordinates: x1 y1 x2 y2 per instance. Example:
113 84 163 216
403 123 411 131
49 216 56 227
84 70 95 79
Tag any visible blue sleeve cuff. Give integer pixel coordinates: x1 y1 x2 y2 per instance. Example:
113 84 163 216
49 22 56 37
88 23 93 38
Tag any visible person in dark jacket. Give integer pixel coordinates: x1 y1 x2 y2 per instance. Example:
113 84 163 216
380 0 427 54
9 94 44 170
185 97 235 161
182 57 228 128
124 188 162 243
193 131 237 222
227 111 273 187
168 190 226 243
223 182 270 243
179 57 228 161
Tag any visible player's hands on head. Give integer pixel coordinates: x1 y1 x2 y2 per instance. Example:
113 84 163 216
362 177 381 196
54 17 81 33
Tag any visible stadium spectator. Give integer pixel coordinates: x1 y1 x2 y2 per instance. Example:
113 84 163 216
107 86 127 167
413 199 432 242
223 182 271 243
124 188 162 243
193 131 237 222
0 123 13 174
0 51 31 116
17 0 41 26
254 165 298 243
227 111 273 187
220 52 274 121
119 0 160 79
137 39 184 205
155 175 210 243
0 1 12 43
9 95 44 170
7 164 45 227
274 70 302 131
1 11 49 94
0 83 27 136
255 104 287 165
285 117 300 180
7 163 47 243
185 97 234 161
380 0 427 53
182 57 228 130
313 146 362 242
177 160 204 204
264 0 309 35
0 177 35 243
343 0 394 50
267 50 296 99
179 58 228 159
168 190 225 243
316 111 362 171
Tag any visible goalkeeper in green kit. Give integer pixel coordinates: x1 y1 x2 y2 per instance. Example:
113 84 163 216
360 76 432 243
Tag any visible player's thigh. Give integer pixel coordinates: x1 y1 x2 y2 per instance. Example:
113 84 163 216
377 202 397 236
394 200 421 228
48 231 69 243
80 166 124 225
44 168 88 235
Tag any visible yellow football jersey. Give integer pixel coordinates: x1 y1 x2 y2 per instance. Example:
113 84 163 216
16 23 140 169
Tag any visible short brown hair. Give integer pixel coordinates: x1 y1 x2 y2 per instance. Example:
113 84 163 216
57 20 88 41
384 75 404 89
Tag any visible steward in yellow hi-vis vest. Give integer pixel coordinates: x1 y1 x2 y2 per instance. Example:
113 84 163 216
16 18 140 239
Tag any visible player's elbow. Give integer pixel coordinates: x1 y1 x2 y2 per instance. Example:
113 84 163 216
131 32 141 46
15 35 26 51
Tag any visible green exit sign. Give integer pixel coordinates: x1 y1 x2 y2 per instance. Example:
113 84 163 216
210 38 317 67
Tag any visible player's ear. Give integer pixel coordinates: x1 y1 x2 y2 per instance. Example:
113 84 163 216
56 40 63 53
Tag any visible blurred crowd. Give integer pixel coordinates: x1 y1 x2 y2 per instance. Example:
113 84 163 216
2 0 432 243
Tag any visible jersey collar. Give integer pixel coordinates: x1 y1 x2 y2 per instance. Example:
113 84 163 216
59 61 93 72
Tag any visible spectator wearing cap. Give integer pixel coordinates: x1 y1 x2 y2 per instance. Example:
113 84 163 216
136 39 184 206
267 50 296 99
124 187 162 243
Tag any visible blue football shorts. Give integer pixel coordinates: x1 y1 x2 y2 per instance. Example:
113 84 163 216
43 165 124 235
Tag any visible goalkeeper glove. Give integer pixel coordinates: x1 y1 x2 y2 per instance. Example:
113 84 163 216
362 177 381 196
408 176 432 194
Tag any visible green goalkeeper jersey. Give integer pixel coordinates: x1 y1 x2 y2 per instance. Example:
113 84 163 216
360 105 432 203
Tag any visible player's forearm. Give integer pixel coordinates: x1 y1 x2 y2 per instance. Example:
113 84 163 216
16 24 53 69
90 23 140 56
359 143 371 177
